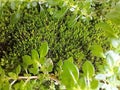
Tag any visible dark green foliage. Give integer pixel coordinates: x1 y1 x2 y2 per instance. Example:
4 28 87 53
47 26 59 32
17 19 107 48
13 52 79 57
0 0 119 71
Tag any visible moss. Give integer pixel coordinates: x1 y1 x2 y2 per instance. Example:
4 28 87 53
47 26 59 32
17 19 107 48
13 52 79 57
0 1 118 70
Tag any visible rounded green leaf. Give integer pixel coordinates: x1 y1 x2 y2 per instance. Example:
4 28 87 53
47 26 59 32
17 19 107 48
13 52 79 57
31 49 39 61
90 44 105 58
8 72 17 79
22 55 32 66
15 65 21 75
61 60 79 89
82 61 95 78
39 41 49 57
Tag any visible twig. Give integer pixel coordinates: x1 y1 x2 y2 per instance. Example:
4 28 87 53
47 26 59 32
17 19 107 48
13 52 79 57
9 80 17 90
18 76 38 80
9 74 60 84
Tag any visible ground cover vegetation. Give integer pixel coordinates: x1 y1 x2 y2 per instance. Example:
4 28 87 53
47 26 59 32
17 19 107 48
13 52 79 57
0 0 120 90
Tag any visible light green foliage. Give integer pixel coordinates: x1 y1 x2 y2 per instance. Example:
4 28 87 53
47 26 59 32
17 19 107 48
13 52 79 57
61 59 79 89
15 65 21 75
96 22 118 38
90 44 105 58
106 1 120 25
8 72 17 79
78 77 86 89
31 49 39 61
60 60 99 90
82 60 95 78
90 79 99 89
22 41 53 74
80 61 98 90
39 41 49 58
0 42 55 90
61 43 120 90
22 55 32 66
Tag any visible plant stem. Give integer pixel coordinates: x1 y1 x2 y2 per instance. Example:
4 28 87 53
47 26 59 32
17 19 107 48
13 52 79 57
9 74 60 84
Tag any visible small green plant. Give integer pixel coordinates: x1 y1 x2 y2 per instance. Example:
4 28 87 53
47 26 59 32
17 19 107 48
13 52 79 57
60 58 99 90
60 57 79 90
0 40 120 90
0 41 58 90
59 41 120 90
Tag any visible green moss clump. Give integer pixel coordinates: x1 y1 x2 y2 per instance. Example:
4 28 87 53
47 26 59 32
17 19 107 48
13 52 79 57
0 1 119 71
